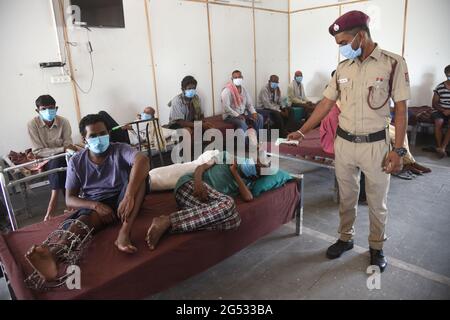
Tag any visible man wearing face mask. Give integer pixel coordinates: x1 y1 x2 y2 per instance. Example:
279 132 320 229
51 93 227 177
288 70 316 116
145 151 269 250
288 70 311 107
24 114 150 282
168 76 212 133
139 106 156 122
288 11 411 272
221 70 264 135
27 95 79 221
257 75 291 138
65 114 150 253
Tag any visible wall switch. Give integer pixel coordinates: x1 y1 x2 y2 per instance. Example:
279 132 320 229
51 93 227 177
50 75 71 84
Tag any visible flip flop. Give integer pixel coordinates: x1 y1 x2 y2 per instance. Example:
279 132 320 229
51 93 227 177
410 163 431 173
404 165 423 175
392 171 413 180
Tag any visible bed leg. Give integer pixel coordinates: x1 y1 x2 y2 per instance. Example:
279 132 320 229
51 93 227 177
0 262 16 300
0 171 18 231
295 175 304 236
410 124 418 146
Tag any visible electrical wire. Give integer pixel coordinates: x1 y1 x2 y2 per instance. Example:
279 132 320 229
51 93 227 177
58 0 94 94
71 27 95 94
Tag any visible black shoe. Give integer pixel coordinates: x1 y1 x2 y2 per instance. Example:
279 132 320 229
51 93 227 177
370 248 387 273
326 239 354 259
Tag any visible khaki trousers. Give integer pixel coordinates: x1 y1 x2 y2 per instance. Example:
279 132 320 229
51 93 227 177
334 135 390 250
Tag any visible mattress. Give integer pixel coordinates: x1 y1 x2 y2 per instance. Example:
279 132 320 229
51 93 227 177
267 128 335 161
0 180 300 300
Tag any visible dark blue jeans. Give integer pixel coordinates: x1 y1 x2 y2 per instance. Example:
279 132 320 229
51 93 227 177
45 157 67 191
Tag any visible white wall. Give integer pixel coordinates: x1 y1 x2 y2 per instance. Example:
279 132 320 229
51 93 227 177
404 0 450 106
0 0 289 156
209 4 256 112
0 0 78 156
65 0 157 126
291 0 339 12
340 0 405 55
255 11 289 102
257 0 289 11
4 0 446 156
149 0 212 122
289 0 450 107
290 6 339 99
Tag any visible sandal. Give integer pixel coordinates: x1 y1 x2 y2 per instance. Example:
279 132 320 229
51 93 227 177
392 171 413 180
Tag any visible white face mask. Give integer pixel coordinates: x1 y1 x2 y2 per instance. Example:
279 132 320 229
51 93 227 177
233 78 243 87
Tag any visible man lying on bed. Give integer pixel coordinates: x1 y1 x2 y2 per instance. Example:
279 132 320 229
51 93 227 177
25 114 150 281
145 152 268 250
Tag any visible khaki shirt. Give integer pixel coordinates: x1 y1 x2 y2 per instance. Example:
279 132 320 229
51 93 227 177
323 45 411 135
27 115 73 157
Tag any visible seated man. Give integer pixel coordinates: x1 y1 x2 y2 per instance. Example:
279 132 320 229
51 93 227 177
221 70 264 135
145 152 268 250
431 64 450 158
139 106 156 121
287 70 316 118
168 75 212 134
128 106 170 150
25 114 150 282
257 75 295 138
27 95 80 221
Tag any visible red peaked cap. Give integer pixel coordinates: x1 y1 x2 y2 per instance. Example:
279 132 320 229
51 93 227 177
328 10 370 36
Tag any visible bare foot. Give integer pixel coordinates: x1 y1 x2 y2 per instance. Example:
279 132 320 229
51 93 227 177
145 215 171 251
25 245 58 281
115 230 138 254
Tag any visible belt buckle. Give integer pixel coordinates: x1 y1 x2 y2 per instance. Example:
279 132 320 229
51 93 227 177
353 135 368 143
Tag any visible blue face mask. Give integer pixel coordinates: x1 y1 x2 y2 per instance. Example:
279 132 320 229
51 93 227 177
270 82 279 89
239 158 257 178
295 76 303 83
339 34 362 60
39 109 57 122
185 89 196 99
141 113 153 121
86 135 110 154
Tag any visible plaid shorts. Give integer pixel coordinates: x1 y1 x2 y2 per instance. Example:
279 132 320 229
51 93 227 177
170 180 241 233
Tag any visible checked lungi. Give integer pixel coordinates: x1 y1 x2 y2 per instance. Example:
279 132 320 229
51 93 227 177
170 180 241 233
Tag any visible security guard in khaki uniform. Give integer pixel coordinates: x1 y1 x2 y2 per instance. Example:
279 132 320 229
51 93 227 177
288 11 410 272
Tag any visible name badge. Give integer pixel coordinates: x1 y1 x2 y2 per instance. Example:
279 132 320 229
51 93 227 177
337 78 348 84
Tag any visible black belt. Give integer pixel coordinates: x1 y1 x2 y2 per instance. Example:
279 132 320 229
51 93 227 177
336 126 386 143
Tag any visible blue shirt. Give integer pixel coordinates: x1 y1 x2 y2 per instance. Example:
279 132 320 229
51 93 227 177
65 143 138 201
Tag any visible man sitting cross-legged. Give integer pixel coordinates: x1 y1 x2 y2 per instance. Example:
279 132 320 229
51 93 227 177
25 114 150 282
145 152 268 250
